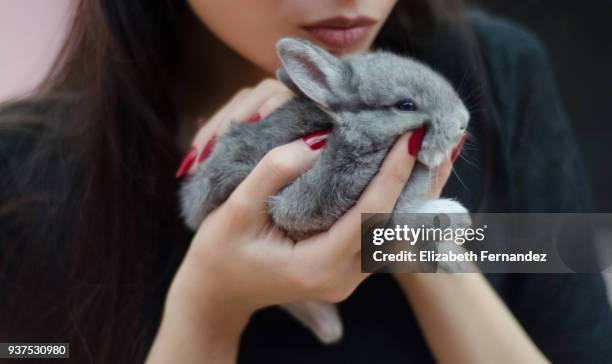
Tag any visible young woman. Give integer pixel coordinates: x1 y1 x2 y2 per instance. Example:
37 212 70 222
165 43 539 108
1 0 610 363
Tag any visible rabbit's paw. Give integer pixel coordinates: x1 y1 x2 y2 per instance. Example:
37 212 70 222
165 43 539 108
417 198 472 229
281 301 343 344
268 183 332 240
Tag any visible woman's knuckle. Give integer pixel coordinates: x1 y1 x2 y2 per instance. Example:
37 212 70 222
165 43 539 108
358 193 387 213
235 87 252 98
324 286 352 303
314 269 339 292
301 276 322 293
380 166 410 187
259 93 290 114
313 277 335 295
257 99 277 116
258 78 280 90
263 148 293 177
294 264 333 293
287 267 317 292
226 194 252 214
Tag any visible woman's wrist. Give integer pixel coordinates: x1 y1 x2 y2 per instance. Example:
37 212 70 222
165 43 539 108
393 272 549 364
145 256 254 363
163 284 251 344
166 253 255 334
147 296 247 364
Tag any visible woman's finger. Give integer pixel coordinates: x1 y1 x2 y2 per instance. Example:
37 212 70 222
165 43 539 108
227 134 327 221
181 88 252 174
224 79 289 126
175 88 253 178
192 87 252 148
184 81 292 176
257 91 294 118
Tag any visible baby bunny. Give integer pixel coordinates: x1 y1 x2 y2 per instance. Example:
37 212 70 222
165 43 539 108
179 37 470 344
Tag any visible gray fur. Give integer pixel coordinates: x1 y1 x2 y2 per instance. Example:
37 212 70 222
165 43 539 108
179 37 471 344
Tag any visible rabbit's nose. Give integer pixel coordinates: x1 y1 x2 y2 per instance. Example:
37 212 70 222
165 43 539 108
457 115 468 131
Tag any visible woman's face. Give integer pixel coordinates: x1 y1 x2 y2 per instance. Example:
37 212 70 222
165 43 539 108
187 0 397 74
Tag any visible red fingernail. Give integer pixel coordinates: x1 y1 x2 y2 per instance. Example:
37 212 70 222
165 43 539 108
176 147 197 178
197 116 208 128
408 125 427 156
303 129 331 150
246 112 261 124
451 133 468 162
198 134 217 163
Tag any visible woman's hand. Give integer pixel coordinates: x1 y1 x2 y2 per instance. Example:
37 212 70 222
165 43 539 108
392 145 549 364
146 78 421 364
175 78 296 178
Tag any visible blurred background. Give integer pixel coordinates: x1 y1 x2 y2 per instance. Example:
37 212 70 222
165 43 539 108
470 0 612 213
1 0 610 297
469 0 612 302
0 0 72 101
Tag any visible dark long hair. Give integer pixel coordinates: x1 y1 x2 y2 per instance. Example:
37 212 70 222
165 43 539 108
0 1 493 362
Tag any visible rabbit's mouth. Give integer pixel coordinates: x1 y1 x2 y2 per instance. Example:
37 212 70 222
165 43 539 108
418 148 447 168
417 123 464 168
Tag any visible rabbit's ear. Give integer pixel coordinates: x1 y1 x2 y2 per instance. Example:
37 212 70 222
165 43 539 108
276 37 350 108
276 67 306 97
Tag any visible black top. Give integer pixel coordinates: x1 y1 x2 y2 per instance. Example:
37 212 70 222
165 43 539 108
237 13 612 364
1 11 611 364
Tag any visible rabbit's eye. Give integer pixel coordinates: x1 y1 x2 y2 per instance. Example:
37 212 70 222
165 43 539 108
395 99 417 111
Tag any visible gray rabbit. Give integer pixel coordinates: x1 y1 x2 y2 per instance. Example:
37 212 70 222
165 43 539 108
179 37 471 344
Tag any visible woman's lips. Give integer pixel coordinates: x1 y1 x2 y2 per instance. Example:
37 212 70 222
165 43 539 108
301 16 376 50
303 24 373 49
